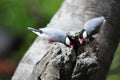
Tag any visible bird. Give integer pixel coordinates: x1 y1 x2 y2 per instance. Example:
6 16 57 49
78 16 106 44
28 27 74 48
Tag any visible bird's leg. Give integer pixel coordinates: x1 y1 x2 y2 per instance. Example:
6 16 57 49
92 33 100 41
95 33 100 40
85 38 90 44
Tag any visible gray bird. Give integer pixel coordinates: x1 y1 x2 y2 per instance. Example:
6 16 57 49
78 16 106 44
28 27 74 48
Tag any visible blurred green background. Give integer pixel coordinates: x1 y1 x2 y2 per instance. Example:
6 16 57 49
0 0 119 80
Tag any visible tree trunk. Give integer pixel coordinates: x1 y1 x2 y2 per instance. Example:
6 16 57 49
12 0 120 80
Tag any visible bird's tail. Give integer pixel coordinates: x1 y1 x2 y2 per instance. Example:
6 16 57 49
27 27 43 33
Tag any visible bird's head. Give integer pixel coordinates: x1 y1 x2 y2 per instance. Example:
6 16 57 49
65 36 74 48
78 29 88 44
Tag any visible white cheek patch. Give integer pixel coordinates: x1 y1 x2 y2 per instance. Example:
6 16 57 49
83 31 87 39
65 37 70 46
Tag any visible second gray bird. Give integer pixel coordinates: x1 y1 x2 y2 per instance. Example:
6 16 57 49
78 16 106 44
28 27 74 48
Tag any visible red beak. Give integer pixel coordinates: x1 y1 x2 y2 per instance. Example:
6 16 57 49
70 43 74 48
78 38 83 44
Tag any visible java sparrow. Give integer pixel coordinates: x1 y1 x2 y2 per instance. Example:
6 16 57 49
78 16 106 44
28 27 74 48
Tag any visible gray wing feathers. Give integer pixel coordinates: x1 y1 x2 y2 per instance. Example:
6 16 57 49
84 16 105 35
40 28 66 43
28 27 66 43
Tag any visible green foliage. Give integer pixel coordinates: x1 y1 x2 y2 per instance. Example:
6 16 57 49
0 0 35 32
38 0 63 19
107 44 120 80
0 0 63 79
0 0 63 60
107 75 120 80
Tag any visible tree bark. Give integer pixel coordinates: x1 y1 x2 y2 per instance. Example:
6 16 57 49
12 0 120 80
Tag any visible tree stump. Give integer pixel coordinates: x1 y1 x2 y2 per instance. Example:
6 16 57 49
30 32 99 80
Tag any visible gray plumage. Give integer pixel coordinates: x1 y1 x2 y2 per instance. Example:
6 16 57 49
84 16 105 36
40 28 67 43
28 27 69 44
78 16 106 44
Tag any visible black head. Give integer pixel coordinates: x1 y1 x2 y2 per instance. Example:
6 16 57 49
65 35 74 48
79 29 85 39
78 29 88 44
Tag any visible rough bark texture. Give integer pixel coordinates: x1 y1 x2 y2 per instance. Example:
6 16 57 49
12 0 120 80
29 33 99 80
30 43 76 80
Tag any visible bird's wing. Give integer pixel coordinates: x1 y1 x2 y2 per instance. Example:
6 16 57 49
40 28 66 42
84 16 105 35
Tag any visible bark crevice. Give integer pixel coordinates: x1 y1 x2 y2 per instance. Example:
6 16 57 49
30 33 99 80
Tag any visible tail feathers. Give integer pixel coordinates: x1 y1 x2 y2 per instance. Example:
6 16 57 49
27 27 43 33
